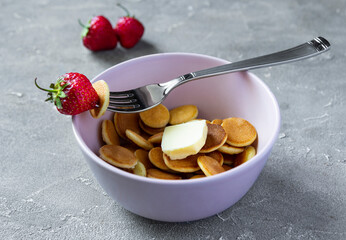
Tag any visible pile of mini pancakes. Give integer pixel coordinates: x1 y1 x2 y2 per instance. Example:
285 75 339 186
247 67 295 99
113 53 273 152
99 104 257 180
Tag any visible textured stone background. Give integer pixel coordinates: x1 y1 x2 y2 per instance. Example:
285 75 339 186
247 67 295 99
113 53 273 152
1 0 345 239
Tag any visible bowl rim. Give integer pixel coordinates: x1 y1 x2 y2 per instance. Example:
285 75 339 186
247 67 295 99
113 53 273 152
72 52 281 185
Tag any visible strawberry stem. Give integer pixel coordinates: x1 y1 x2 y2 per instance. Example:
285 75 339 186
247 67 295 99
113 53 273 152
78 19 87 28
78 19 90 38
35 78 69 109
34 78 57 93
117 3 131 17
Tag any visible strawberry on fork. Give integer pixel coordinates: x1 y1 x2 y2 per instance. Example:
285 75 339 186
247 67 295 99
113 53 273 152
35 72 99 115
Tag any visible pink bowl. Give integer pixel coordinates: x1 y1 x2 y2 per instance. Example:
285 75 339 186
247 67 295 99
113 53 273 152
72 53 280 222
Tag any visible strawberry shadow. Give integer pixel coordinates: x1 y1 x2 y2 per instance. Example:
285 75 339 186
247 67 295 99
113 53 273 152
88 39 159 66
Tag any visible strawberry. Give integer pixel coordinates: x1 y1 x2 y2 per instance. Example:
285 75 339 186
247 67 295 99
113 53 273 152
79 16 118 51
35 73 99 115
114 4 144 49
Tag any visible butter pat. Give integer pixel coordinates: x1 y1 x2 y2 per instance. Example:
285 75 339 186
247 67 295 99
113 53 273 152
161 120 208 160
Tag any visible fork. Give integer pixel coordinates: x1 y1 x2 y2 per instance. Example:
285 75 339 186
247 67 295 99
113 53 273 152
107 36 330 113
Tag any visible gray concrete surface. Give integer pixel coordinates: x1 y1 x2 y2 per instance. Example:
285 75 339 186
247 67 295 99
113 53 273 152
1 0 345 239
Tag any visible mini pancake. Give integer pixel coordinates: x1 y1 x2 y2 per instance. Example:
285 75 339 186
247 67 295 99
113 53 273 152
211 119 223 125
200 123 227 153
222 153 236 166
148 132 163 144
122 141 139 153
134 149 154 169
234 146 256 167
101 119 120 145
99 145 137 169
194 170 204 175
126 129 154 151
133 161 146 177
147 169 182 180
218 143 244 155
222 165 232 171
222 117 257 147
140 131 151 141
179 173 195 179
139 104 170 128
207 151 224 165
90 80 110 119
114 112 140 139
197 155 225 177
189 175 206 179
163 153 202 173
148 147 171 171
169 105 198 125
139 119 165 135
119 167 134 174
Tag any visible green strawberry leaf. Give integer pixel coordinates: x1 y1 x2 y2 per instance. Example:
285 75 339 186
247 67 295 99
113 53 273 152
45 96 53 102
35 77 69 110
55 97 62 109
79 19 91 38
59 91 67 98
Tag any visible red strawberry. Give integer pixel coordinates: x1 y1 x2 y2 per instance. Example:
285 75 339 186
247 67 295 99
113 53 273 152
79 16 117 51
114 4 144 49
35 73 99 115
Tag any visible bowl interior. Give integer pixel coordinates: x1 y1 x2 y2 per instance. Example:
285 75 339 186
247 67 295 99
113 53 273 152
73 53 280 172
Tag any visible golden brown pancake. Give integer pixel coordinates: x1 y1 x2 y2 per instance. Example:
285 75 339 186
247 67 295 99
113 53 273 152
169 105 198 125
148 132 163 144
133 161 146 177
147 169 182 180
126 129 154 151
134 149 154 169
163 153 202 173
101 119 120 145
189 174 206 179
222 117 257 147
99 145 137 169
90 80 110 119
197 155 225 176
234 146 256 167
211 119 223 125
139 119 165 135
218 143 244 155
206 151 224 165
121 141 139 153
119 167 134 174
222 164 232 171
148 147 171 171
194 170 204 175
114 112 140 139
221 153 236 166
200 123 227 153
139 104 170 128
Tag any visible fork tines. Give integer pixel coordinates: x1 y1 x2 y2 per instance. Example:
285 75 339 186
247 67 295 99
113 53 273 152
108 90 141 112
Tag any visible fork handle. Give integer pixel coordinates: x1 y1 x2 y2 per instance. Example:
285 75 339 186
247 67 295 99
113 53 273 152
179 37 330 82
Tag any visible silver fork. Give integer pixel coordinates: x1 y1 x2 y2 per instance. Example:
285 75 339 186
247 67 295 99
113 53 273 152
107 37 330 113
